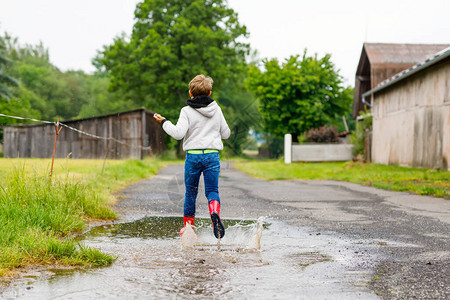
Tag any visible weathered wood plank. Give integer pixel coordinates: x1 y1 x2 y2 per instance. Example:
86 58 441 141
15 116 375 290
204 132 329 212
2 109 164 159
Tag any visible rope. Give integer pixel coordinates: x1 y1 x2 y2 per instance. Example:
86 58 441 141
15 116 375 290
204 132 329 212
0 113 152 151
0 113 55 125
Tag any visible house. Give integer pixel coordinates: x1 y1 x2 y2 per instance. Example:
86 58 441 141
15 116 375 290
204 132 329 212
363 47 450 170
3 108 164 159
353 43 450 118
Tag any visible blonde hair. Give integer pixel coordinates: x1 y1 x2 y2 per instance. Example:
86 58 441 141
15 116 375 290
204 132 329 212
189 74 213 97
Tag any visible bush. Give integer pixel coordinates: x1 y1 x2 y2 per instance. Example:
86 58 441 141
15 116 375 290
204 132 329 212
350 110 372 157
305 126 339 143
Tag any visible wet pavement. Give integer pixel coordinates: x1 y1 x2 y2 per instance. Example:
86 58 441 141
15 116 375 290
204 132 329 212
3 163 450 299
3 217 379 299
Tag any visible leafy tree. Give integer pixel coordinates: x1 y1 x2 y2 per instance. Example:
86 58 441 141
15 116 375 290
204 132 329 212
97 0 249 121
76 72 136 118
217 51 263 156
247 51 353 142
4 35 73 120
0 84 41 123
4 34 126 120
329 86 355 133
0 37 18 100
0 32 140 141
0 35 36 141
218 76 261 156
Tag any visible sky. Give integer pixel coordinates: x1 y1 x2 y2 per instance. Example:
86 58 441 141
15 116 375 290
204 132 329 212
0 0 449 86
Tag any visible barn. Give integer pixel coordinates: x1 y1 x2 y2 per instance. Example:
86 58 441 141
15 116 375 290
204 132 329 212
364 47 450 170
3 108 165 159
353 43 450 118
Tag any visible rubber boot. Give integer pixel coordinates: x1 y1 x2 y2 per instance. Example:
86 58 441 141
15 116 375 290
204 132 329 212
180 216 195 236
209 200 225 239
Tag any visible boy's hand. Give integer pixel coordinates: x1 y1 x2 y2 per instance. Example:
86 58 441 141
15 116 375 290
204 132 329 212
153 113 166 123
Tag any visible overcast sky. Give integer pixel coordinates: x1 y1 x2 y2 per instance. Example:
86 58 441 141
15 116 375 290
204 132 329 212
0 0 449 86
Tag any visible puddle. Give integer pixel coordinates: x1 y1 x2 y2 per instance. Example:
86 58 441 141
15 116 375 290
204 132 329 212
3 216 380 299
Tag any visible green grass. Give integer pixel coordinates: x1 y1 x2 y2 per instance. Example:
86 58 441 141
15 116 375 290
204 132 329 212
0 157 171 276
233 160 450 199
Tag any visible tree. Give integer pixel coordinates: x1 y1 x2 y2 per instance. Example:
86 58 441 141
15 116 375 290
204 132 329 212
4 35 74 120
0 37 18 100
329 86 355 133
247 51 353 142
76 71 135 118
97 0 249 121
0 35 37 141
1 32 140 134
218 75 261 156
4 35 99 121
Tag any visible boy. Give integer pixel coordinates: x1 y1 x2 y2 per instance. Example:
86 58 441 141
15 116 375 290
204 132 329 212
153 74 230 239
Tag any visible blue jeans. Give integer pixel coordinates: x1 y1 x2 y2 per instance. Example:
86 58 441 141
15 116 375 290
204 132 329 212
184 152 221 217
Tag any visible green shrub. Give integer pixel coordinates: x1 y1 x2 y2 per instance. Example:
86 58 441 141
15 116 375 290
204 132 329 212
351 110 372 157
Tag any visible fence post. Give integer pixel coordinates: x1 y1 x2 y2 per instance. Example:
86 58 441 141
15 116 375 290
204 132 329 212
101 139 110 175
364 129 372 163
284 133 292 164
50 117 62 182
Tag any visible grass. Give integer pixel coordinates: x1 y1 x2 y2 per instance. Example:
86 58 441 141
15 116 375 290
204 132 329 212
233 160 450 199
0 157 172 276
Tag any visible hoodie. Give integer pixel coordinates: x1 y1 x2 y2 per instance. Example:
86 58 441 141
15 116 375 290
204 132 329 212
162 96 231 151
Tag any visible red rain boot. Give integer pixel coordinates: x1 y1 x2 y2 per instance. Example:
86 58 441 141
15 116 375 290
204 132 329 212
180 216 195 235
209 200 225 239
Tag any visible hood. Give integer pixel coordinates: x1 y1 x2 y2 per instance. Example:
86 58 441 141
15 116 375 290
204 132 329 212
196 101 219 118
186 95 218 118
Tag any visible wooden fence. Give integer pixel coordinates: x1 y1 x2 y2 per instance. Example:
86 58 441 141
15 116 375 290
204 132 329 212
3 108 164 159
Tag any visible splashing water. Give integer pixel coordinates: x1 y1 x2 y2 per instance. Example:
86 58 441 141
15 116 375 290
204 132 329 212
246 216 265 250
180 223 197 248
183 217 266 252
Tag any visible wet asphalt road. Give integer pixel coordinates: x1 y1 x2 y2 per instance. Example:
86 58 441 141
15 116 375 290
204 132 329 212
116 162 450 299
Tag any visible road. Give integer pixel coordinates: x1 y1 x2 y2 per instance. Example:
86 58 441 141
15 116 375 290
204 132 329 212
115 162 450 299
4 162 450 299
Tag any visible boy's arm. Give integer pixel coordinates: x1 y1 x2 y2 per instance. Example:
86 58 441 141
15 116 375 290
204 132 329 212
220 109 231 140
160 109 189 140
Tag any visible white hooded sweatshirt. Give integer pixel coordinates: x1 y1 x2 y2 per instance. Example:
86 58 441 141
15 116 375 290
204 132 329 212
162 101 231 151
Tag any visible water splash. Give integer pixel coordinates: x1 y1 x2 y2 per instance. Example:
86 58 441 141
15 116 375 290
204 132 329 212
184 217 266 252
180 224 197 248
245 216 265 250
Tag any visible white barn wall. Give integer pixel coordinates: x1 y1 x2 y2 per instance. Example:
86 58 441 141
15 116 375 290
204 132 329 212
371 59 450 169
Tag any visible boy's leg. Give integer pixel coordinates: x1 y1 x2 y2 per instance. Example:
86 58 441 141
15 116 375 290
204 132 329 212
203 153 224 238
184 154 202 220
203 153 220 202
